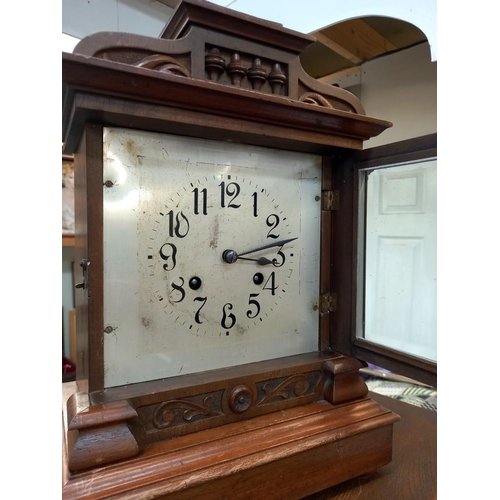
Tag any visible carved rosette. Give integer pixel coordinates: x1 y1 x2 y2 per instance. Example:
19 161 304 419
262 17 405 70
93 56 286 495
135 370 322 441
228 385 254 413
134 358 370 439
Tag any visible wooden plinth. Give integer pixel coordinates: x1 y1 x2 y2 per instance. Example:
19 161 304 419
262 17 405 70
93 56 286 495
62 383 399 500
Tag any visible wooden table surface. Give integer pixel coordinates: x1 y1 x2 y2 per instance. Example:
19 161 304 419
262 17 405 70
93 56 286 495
304 392 437 500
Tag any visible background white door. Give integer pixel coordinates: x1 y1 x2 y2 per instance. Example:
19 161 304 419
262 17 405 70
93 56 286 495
362 158 437 362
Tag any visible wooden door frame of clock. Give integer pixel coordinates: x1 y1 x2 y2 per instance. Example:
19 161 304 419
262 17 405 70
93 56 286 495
330 134 438 388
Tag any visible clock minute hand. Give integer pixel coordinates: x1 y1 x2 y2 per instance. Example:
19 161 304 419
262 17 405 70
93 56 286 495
238 237 298 257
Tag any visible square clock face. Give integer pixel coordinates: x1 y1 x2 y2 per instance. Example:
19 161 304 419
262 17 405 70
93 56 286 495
102 127 321 388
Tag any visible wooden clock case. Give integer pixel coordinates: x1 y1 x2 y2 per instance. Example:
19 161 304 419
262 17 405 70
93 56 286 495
62 1 434 498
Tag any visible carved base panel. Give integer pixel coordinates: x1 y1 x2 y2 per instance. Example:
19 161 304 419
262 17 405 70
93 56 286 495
62 391 399 500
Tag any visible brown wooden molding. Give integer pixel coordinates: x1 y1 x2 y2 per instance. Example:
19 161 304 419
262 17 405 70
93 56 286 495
62 54 390 155
355 133 437 169
62 358 381 475
137 371 323 439
159 0 315 54
323 356 369 404
63 1 393 157
65 0 391 134
62 397 399 499
67 353 371 449
66 392 139 471
107 354 331 446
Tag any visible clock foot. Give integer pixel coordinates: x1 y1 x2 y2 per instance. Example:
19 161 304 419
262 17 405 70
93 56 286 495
65 391 139 472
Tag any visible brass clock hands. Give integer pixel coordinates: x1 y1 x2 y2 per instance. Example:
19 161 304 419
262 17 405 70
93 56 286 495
222 237 298 265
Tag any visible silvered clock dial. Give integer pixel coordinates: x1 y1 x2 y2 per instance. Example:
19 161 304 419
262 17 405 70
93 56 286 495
102 127 322 387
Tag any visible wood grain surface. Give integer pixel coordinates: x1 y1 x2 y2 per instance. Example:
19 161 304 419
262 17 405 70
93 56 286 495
304 392 437 500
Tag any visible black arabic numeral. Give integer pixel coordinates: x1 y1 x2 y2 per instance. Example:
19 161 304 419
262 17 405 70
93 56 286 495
167 210 190 238
159 243 177 271
171 277 186 303
252 191 258 217
266 214 280 239
193 187 208 215
246 293 261 319
221 303 236 329
263 272 277 296
219 181 241 208
272 246 286 268
194 297 207 324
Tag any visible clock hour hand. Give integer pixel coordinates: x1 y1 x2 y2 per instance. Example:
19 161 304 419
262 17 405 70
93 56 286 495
237 256 273 265
238 237 298 257
222 250 273 265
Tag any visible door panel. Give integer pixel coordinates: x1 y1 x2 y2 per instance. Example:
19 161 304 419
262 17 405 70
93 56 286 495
364 160 437 362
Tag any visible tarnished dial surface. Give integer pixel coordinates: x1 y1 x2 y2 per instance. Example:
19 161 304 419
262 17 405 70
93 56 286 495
102 128 321 387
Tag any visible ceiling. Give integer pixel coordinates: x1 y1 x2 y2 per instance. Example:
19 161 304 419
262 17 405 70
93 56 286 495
300 16 428 81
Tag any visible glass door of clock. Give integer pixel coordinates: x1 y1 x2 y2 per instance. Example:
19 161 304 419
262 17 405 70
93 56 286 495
333 134 437 387
357 158 437 363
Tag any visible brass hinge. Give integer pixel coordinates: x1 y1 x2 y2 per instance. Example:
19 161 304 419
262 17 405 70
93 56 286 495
320 292 337 313
322 190 339 210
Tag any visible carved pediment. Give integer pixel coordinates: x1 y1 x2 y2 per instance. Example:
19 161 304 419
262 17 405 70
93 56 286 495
71 0 365 115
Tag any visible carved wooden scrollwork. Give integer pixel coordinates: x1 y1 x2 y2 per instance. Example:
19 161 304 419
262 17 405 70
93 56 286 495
257 374 312 406
152 395 222 429
135 369 322 441
298 92 334 108
134 54 190 77
69 3 369 120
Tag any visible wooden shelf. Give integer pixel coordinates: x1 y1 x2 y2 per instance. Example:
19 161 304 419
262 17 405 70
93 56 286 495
62 234 75 247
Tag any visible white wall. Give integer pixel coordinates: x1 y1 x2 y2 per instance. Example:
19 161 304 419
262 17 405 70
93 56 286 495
326 43 437 148
62 0 174 40
361 43 437 148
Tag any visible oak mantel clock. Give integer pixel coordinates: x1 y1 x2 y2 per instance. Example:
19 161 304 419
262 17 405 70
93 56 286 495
62 1 435 498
